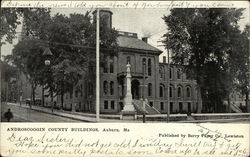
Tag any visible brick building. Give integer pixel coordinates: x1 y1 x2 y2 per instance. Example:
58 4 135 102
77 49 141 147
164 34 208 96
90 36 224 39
14 9 246 114
57 10 202 114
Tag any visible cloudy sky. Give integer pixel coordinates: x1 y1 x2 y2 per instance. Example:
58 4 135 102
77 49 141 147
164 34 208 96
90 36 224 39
1 8 249 62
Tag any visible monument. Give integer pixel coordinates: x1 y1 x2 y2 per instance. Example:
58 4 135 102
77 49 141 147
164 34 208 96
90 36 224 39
120 63 137 119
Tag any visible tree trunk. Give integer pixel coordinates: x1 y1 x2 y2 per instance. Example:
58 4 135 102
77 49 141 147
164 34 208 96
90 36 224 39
30 82 35 108
50 89 53 102
61 81 64 110
196 85 202 113
227 94 231 113
42 84 44 107
246 91 249 113
50 88 54 112
32 83 35 106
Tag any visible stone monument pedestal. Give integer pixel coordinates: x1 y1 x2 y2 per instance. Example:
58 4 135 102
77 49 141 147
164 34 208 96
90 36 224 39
120 111 137 120
120 63 137 120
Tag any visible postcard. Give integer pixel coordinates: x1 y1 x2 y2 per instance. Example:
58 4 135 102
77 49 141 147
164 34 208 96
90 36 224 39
1 1 249 157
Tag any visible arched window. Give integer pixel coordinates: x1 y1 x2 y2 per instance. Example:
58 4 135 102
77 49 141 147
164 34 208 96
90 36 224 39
159 67 162 78
169 86 173 98
110 81 114 95
160 85 164 97
148 83 152 96
103 63 108 73
142 58 146 73
177 86 182 98
127 56 131 64
177 69 181 79
160 66 164 79
148 59 151 76
103 81 108 95
186 86 191 98
109 62 114 73
169 67 173 79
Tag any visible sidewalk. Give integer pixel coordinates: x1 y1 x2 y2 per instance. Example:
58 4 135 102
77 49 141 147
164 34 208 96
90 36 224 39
7 103 142 123
6 102 250 123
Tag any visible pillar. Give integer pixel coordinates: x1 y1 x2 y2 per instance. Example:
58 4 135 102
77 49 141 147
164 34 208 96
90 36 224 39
123 63 135 111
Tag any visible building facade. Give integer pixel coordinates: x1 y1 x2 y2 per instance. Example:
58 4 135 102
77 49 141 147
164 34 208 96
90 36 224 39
57 10 203 114
12 9 246 114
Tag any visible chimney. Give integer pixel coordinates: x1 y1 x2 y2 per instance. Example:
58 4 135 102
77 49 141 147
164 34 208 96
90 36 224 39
93 9 113 29
163 56 166 63
142 37 148 43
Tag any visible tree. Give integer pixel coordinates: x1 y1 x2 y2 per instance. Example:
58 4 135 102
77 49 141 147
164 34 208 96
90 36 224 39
230 25 250 112
1 8 21 46
0 8 51 46
162 8 245 112
6 9 118 109
1 8 50 104
9 39 47 105
1 59 19 101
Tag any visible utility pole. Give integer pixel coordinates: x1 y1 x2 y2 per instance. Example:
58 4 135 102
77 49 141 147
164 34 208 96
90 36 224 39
247 35 250 113
167 46 170 122
142 59 146 123
96 8 100 122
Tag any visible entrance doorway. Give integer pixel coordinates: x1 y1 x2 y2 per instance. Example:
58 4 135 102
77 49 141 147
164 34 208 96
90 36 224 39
188 102 191 113
131 79 140 99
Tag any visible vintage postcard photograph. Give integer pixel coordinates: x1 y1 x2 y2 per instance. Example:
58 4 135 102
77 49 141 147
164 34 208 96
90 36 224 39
0 1 249 157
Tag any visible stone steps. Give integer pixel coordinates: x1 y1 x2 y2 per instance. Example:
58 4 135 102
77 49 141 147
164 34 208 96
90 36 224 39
133 99 160 115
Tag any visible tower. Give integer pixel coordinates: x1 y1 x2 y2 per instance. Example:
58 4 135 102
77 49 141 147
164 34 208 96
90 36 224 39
93 9 113 29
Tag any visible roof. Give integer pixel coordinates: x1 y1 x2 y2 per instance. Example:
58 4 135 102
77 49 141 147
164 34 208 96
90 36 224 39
117 36 162 53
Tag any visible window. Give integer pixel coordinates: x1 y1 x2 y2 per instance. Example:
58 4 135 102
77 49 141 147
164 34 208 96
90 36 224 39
160 66 164 78
186 87 191 98
104 101 108 109
148 59 152 76
142 58 146 73
178 86 182 98
111 101 115 109
110 63 114 73
177 69 181 79
170 102 173 113
179 102 183 111
169 86 173 98
103 63 108 73
159 67 162 78
160 102 164 110
169 67 173 79
127 56 131 64
160 85 164 98
188 102 191 112
103 81 108 95
148 83 152 96
110 81 114 95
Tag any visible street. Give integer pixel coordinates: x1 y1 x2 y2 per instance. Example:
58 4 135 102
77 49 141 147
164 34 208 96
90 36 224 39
1 102 250 123
1 102 81 122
